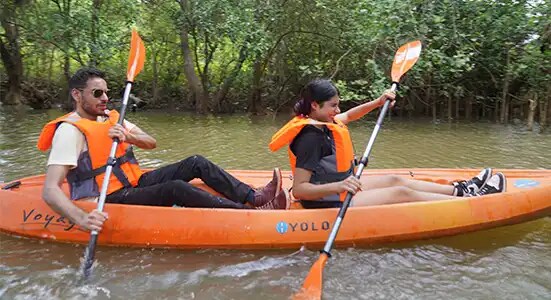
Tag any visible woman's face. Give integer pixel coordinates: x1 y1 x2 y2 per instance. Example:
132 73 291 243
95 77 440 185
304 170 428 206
310 95 341 122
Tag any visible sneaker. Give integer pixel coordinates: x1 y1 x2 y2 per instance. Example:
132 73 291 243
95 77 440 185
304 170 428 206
470 172 507 196
251 168 288 209
257 188 290 210
453 168 492 196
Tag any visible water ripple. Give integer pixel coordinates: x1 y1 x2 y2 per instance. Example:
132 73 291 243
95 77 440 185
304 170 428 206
0 109 550 299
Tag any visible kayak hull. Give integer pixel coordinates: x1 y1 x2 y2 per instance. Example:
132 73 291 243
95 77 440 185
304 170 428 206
1 169 550 249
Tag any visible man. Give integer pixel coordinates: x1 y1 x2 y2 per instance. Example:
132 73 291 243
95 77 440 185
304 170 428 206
39 68 289 232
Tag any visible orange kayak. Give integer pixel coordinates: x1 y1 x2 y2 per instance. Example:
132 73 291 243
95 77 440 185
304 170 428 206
1 169 550 249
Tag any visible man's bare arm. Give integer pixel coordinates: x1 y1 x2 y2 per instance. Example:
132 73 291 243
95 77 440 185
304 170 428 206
109 124 156 149
42 165 107 232
127 126 156 149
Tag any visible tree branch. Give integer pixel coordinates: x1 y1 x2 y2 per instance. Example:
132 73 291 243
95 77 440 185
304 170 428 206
330 48 351 80
261 30 338 75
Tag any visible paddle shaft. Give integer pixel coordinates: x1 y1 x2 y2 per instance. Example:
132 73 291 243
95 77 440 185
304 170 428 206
81 81 133 278
321 82 397 255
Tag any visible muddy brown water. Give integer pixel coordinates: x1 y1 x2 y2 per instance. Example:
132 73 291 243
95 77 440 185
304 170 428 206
1 107 550 299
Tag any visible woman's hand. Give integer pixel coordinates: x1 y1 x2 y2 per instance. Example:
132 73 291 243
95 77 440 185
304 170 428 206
375 90 396 108
335 176 362 194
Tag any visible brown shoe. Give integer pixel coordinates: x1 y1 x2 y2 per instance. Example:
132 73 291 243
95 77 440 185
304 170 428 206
252 168 289 210
257 188 290 210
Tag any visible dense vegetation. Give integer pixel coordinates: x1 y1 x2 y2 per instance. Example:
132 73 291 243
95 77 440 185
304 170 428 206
1 0 549 128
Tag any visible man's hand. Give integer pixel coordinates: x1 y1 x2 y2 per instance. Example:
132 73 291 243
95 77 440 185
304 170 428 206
109 123 156 149
108 124 128 142
78 209 108 232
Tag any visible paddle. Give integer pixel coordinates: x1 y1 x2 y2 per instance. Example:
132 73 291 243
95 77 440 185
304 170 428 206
80 29 146 279
293 40 422 300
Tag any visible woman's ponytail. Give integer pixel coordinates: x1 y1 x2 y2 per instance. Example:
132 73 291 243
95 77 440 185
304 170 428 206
293 79 339 117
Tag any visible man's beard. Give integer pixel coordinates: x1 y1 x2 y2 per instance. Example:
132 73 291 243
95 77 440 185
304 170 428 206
83 104 108 117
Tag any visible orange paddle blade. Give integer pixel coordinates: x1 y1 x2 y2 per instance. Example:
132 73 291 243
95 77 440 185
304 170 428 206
391 40 422 82
293 253 329 300
126 29 146 82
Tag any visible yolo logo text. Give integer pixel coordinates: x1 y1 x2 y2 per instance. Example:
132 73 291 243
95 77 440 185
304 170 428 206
276 221 331 234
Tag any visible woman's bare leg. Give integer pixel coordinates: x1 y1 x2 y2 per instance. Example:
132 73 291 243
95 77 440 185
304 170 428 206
352 186 458 206
360 175 454 195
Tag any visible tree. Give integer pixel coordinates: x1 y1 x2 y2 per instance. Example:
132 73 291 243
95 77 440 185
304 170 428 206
0 0 25 105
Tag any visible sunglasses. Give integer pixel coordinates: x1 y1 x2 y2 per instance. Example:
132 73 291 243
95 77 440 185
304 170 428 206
78 88 109 98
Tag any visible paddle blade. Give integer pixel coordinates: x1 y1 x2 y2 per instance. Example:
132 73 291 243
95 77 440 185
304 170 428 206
126 29 146 82
80 233 98 280
293 253 329 300
391 40 422 82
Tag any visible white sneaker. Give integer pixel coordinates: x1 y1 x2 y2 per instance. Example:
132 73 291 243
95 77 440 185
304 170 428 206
453 168 492 196
471 172 506 196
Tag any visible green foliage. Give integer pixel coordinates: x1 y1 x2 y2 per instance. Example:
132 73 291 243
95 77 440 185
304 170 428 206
1 0 549 118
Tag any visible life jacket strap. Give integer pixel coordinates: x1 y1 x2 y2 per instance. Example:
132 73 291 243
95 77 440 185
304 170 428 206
66 147 138 188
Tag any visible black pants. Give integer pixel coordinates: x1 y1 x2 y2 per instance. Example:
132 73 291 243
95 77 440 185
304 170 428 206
106 155 252 208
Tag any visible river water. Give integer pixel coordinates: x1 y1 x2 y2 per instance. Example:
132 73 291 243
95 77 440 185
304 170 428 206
0 107 550 299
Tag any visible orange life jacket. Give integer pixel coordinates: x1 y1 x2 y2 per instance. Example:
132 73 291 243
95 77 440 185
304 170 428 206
37 111 143 200
269 116 355 201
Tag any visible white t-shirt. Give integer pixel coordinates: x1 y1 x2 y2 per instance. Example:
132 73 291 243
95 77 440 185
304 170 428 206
47 112 136 168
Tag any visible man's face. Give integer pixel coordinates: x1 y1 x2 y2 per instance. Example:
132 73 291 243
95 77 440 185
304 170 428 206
74 77 109 116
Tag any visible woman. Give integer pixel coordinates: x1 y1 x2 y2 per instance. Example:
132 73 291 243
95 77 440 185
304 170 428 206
270 79 506 208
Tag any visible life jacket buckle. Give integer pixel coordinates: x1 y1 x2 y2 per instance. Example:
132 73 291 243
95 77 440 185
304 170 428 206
107 157 117 166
